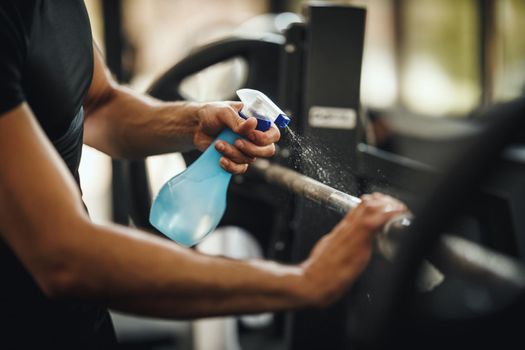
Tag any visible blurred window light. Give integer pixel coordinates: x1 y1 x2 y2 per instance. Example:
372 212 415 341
400 0 480 117
274 12 304 32
494 0 525 102
179 57 248 102
84 0 105 51
122 0 268 92
360 0 398 109
402 54 479 116
146 153 186 199
361 48 398 108
79 145 113 223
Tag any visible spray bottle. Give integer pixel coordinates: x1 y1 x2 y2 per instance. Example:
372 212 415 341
149 89 290 246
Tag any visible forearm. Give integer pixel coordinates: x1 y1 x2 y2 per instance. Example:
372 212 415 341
53 220 308 312
109 285 306 320
84 85 200 158
83 45 277 174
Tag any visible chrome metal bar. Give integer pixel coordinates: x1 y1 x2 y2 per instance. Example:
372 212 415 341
252 159 361 214
251 159 525 292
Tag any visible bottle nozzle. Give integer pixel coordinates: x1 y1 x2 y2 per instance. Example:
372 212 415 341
274 114 291 128
236 89 290 131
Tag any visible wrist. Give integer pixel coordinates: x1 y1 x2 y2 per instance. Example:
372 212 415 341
273 260 340 310
244 260 313 310
158 100 203 152
177 100 202 125
283 264 314 309
297 259 342 308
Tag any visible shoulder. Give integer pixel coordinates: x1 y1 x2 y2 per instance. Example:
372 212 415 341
0 0 34 51
0 1 35 115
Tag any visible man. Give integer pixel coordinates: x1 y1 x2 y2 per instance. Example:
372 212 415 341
0 1 407 348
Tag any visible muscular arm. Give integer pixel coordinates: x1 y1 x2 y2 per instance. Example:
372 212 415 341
83 46 278 174
83 46 199 158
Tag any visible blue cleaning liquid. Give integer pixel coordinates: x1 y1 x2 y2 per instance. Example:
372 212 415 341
149 129 238 246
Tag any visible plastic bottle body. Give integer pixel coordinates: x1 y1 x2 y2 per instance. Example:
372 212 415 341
149 89 290 247
149 129 238 246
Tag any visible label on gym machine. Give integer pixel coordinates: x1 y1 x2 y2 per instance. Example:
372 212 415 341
308 106 357 129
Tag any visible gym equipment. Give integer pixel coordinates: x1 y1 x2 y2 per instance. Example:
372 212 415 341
124 3 525 350
251 158 525 293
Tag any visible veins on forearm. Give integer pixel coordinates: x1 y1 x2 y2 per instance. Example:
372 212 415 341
85 84 201 158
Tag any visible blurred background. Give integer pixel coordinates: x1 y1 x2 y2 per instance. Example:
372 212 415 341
78 1 525 349
80 0 525 222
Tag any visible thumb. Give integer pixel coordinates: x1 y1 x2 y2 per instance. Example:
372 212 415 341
223 101 256 133
215 102 250 133
229 101 243 112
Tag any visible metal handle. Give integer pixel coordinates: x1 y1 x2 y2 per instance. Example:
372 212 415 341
251 159 525 292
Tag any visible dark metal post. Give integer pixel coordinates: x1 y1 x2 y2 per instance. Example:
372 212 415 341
285 6 367 350
269 0 288 13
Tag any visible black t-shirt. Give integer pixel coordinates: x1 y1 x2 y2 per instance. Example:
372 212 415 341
0 1 116 348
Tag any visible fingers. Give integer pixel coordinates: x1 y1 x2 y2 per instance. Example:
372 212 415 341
342 193 407 234
229 101 243 112
244 125 281 146
234 139 275 158
215 141 256 165
359 193 406 213
196 101 282 175
214 136 277 175
235 116 258 135
219 157 249 174
215 103 249 132
193 133 214 152
364 191 407 227
199 101 281 144
213 105 280 147
232 117 280 146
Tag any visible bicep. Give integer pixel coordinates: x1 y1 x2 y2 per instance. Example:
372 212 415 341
83 43 116 114
0 104 89 280
82 43 119 150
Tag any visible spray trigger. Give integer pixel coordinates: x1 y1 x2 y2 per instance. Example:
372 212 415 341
236 89 290 131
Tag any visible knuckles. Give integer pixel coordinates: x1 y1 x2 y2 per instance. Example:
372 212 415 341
267 143 276 156
360 200 378 214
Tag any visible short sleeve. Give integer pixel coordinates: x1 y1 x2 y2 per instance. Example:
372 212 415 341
0 4 28 116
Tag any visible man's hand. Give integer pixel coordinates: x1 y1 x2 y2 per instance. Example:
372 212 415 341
195 102 280 174
300 193 408 307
